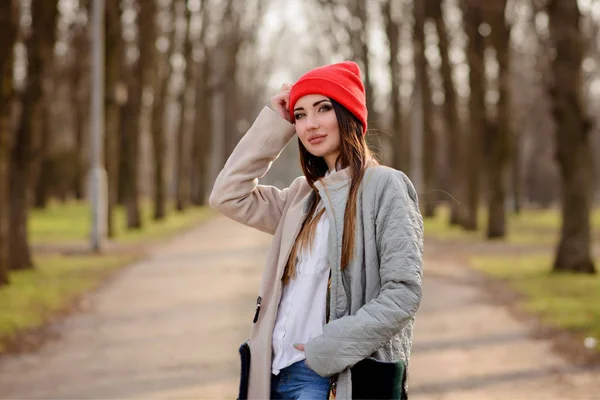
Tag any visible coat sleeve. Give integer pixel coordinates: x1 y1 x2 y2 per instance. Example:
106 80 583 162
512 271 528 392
209 106 300 235
304 171 424 377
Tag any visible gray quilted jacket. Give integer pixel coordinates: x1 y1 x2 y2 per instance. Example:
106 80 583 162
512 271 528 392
209 106 424 399
306 162 424 398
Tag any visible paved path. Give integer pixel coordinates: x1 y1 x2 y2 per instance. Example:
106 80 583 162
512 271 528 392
0 216 599 399
409 252 600 399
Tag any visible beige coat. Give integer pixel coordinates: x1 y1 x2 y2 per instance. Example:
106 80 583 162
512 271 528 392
210 107 424 399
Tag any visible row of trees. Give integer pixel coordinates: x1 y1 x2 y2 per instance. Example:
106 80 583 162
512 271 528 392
285 0 597 274
0 0 270 287
0 0 597 289
297 0 598 273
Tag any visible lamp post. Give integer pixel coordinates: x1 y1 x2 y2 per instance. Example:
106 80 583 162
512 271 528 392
89 0 107 251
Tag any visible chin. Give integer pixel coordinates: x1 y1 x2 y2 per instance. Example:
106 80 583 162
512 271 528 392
306 147 331 158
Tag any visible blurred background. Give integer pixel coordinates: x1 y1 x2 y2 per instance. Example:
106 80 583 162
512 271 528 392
0 0 599 398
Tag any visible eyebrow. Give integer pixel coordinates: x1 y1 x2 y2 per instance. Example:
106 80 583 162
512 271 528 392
293 99 330 112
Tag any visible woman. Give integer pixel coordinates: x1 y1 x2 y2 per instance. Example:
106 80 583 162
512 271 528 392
210 61 423 399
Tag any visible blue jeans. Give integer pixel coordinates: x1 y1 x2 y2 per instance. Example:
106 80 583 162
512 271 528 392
270 360 330 399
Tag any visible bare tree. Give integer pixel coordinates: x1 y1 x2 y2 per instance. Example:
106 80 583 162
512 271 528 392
461 0 485 230
190 1 212 206
175 0 194 212
67 1 91 202
138 0 160 217
0 0 17 285
430 0 462 224
349 0 375 121
547 0 596 274
33 2 87 208
150 0 175 219
485 0 512 238
210 0 267 172
105 0 123 236
414 0 436 217
346 0 379 151
313 0 377 138
33 90 52 209
219 0 244 162
10 0 60 270
382 0 407 173
123 0 150 230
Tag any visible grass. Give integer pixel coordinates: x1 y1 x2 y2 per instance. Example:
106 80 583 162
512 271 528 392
471 254 600 350
30 201 215 244
1 201 215 353
424 206 600 246
0 253 137 352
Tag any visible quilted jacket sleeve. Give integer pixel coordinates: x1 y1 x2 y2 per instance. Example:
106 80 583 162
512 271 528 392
304 170 424 377
209 106 300 235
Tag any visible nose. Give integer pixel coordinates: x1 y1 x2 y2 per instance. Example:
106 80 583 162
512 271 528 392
305 114 319 130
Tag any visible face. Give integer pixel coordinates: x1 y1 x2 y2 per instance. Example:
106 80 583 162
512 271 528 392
293 94 341 169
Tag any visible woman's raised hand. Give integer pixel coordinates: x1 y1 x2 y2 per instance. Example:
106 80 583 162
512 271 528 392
270 83 293 123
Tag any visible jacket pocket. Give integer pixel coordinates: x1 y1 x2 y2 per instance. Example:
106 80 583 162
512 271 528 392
351 358 407 399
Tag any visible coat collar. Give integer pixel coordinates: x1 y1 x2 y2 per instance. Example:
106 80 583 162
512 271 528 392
321 166 352 186
316 157 378 190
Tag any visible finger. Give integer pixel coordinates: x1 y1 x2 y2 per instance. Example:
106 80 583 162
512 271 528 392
282 94 290 110
279 99 290 112
281 83 292 91
275 104 289 121
293 343 305 351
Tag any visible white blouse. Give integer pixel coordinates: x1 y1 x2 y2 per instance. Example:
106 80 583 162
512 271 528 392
271 203 330 375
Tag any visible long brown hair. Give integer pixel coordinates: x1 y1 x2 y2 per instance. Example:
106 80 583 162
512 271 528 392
283 99 378 283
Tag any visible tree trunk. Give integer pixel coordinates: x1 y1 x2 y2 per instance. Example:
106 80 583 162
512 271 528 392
33 67 57 209
150 1 174 220
123 76 142 230
191 56 213 206
511 133 522 214
415 0 436 217
117 101 129 206
431 0 462 225
151 78 167 220
356 0 374 125
0 0 16 286
221 0 241 164
190 6 211 206
382 0 406 173
351 0 378 153
547 0 596 274
10 0 60 270
175 1 193 212
123 0 153 230
462 0 486 231
71 3 89 201
139 0 160 219
33 101 52 209
105 0 123 236
486 0 511 239
72 44 88 201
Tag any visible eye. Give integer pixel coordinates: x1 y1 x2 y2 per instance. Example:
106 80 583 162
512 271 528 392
294 113 305 120
319 104 332 112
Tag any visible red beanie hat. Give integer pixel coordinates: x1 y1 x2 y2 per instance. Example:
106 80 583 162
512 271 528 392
289 61 368 135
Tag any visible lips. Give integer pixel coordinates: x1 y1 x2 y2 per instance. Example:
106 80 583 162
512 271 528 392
307 134 327 144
